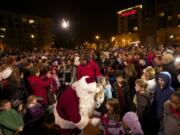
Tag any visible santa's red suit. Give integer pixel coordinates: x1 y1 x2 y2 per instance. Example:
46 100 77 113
54 76 101 135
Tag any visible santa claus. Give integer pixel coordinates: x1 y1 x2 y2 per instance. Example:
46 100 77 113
54 76 103 135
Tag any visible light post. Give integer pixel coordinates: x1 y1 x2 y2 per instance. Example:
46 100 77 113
60 19 71 48
122 39 126 47
95 35 100 49
95 35 100 40
61 19 70 30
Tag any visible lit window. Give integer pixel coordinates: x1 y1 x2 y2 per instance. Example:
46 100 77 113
29 19 35 24
159 12 165 17
0 28 6 31
22 18 27 22
178 25 180 28
0 35 5 38
133 26 138 31
177 14 180 19
167 16 172 20
30 34 35 38
169 35 174 39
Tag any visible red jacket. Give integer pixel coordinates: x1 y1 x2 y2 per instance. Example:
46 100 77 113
77 60 101 80
28 76 51 106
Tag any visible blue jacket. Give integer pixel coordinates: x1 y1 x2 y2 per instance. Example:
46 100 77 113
154 71 174 119
104 84 112 99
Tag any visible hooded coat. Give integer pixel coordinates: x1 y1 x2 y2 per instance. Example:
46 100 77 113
154 72 174 120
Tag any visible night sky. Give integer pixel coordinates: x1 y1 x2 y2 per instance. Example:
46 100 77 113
0 0 142 43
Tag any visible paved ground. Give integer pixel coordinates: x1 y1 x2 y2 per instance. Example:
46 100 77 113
84 123 100 135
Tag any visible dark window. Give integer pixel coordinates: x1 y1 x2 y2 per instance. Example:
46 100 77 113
158 17 166 28
128 18 137 32
146 0 155 18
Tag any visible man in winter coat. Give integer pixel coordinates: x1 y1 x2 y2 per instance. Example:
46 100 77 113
77 55 101 80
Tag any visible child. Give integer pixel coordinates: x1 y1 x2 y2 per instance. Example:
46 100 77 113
134 79 151 118
91 98 124 135
23 95 44 135
101 77 112 99
25 95 44 122
123 112 144 135
113 74 131 116
0 99 24 135
134 79 151 134
141 66 156 95
153 71 174 134
11 99 25 117
163 90 180 135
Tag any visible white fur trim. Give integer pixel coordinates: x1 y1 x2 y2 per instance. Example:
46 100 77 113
75 76 97 92
54 104 76 129
54 103 90 130
2 67 12 79
75 114 89 130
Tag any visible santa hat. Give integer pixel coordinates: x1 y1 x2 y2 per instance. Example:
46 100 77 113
78 76 97 93
2 67 12 79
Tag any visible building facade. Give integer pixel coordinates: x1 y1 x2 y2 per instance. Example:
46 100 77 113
116 0 180 48
116 5 142 47
0 11 53 51
117 5 142 34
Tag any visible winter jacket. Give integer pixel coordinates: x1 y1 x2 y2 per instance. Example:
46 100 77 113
163 61 179 89
154 72 174 119
28 76 51 106
77 60 101 80
163 100 180 135
0 109 24 135
2 79 24 101
146 78 156 94
104 84 113 99
135 93 151 119
113 82 131 115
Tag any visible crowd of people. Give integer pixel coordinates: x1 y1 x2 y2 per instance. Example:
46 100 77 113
0 45 179 135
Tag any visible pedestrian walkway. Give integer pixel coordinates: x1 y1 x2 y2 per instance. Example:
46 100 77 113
84 123 100 135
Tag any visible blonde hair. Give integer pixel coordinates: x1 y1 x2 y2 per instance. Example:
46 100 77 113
144 67 156 80
162 53 173 64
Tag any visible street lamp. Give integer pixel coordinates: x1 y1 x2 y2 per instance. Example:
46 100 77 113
111 36 115 42
95 35 100 40
61 19 70 29
122 39 126 46
30 34 35 39
169 35 174 39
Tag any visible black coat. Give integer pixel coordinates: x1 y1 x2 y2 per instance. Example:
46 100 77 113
113 81 131 115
